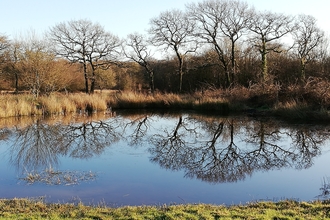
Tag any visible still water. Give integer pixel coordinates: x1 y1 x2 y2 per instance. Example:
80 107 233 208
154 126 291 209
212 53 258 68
0 110 329 207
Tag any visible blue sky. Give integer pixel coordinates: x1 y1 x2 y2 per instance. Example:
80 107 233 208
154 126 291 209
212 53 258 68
1 0 329 39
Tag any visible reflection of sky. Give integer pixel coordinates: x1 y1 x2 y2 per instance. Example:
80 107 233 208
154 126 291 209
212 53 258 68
0 115 330 207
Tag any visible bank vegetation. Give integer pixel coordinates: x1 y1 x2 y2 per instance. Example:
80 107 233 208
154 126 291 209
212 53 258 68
1 198 330 219
0 0 329 120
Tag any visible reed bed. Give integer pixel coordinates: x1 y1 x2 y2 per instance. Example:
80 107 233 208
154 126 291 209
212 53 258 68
0 95 40 117
0 84 329 120
0 93 109 118
68 93 108 113
112 91 229 111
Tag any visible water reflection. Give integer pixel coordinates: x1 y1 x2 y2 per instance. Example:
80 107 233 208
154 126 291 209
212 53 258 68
6 114 120 172
125 114 328 183
10 119 68 171
2 112 330 185
64 119 120 159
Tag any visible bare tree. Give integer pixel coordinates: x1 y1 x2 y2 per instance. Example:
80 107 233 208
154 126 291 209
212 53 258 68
248 11 294 80
149 9 197 93
187 0 229 88
5 41 21 93
48 19 121 94
292 14 325 79
0 35 12 90
16 33 56 97
124 33 155 93
0 35 10 73
187 0 251 87
0 35 9 54
219 0 253 83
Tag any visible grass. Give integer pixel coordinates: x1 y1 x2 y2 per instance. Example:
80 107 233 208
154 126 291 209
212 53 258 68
0 87 329 219
0 82 329 121
0 93 109 118
273 100 330 122
1 199 330 219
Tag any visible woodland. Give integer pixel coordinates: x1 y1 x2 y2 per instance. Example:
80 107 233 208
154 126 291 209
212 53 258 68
0 0 329 115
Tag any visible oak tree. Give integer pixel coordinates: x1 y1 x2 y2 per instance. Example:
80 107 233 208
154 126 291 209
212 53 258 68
124 33 155 93
149 9 197 92
187 0 242 87
48 19 121 93
248 11 294 80
219 0 253 82
292 14 325 79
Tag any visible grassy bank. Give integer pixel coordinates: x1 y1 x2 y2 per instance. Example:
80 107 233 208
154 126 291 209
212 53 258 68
0 85 329 122
0 91 230 118
1 198 330 219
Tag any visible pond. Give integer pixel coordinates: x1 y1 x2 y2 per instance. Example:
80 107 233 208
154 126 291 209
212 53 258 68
0 110 330 207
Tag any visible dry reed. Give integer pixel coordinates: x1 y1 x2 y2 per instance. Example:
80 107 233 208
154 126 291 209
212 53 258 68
0 93 109 118
68 93 108 112
0 85 328 120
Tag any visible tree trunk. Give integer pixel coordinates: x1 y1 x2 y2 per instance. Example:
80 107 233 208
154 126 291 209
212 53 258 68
261 40 268 80
14 72 19 94
145 64 155 94
179 71 183 93
224 67 230 88
175 49 184 93
90 77 95 94
149 71 155 94
300 58 306 80
83 62 89 94
230 39 236 84
261 52 268 80
214 43 230 88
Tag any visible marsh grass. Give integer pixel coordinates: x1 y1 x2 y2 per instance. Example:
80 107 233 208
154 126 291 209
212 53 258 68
273 100 330 122
112 91 189 109
0 85 329 120
0 93 109 118
67 93 108 113
1 199 330 219
0 95 40 117
112 91 229 113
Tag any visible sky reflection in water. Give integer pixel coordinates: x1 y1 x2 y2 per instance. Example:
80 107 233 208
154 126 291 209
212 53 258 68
0 111 329 207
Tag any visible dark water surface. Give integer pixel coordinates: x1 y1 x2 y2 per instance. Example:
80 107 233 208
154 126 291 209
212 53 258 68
0 111 330 207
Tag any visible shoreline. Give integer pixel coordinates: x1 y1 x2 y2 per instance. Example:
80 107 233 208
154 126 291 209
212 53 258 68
0 198 329 219
0 91 329 123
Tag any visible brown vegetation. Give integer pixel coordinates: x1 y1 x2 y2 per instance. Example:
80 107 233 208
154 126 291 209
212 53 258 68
0 0 329 121
0 80 329 121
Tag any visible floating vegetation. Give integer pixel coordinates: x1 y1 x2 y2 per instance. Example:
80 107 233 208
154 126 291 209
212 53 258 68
20 168 97 185
317 177 330 199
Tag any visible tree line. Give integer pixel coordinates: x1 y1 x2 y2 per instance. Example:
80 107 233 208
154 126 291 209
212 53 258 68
0 0 329 96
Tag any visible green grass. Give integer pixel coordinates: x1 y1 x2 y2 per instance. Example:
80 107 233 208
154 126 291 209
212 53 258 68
1 199 330 219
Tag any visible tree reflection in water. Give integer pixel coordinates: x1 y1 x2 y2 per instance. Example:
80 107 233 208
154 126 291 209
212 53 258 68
3 112 330 185
129 114 328 183
123 114 154 146
10 119 69 171
65 119 120 158
8 116 121 173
